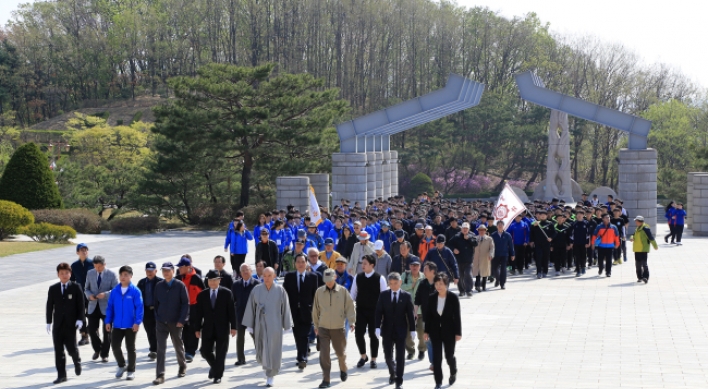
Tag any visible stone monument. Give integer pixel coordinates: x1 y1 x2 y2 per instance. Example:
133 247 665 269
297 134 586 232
544 110 574 202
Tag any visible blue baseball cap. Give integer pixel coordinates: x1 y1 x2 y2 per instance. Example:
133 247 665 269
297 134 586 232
161 262 174 270
145 262 157 270
324 237 334 245
176 257 191 267
76 243 88 251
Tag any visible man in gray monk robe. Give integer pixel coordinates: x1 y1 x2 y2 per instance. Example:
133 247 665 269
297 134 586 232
242 267 293 387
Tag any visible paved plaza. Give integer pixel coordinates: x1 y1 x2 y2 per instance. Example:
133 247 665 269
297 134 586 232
2 225 707 388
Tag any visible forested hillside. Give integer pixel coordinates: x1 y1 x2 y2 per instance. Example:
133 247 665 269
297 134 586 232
0 0 706 213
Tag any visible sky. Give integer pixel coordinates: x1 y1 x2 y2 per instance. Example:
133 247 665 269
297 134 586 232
458 0 708 89
1 0 706 89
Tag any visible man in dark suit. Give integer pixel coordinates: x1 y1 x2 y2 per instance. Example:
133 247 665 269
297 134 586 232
137 262 163 360
375 272 415 389
193 270 237 384
46 262 85 384
231 263 260 365
283 253 323 369
208 256 233 290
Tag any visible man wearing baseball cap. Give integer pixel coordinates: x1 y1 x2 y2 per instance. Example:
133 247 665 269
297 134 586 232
176 257 205 363
137 262 163 360
629 216 658 284
153 262 189 384
70 243 93 346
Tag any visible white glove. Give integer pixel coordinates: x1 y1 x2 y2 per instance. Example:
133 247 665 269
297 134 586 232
75 320 83 329
283 328 292 334
410 331 417 339
46 324 51 334
247 327 254 335
375 328 381 339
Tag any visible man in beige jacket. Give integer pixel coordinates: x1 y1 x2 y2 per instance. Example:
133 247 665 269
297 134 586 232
313 268 357 388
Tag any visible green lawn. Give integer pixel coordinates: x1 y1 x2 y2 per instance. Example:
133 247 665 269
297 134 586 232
0 241 69 257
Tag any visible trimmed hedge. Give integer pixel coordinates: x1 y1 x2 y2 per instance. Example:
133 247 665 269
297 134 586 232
21 222 77 243
0 200 34 240
32 208 106 234
109 216 159 234
0 143 63 210
406 173 434 199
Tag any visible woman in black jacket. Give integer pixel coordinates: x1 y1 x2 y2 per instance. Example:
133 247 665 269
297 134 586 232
337 225 357 260
424 273 462 389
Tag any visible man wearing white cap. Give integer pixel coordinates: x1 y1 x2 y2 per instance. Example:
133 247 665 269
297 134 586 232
348 231 375 275
373 240 392 276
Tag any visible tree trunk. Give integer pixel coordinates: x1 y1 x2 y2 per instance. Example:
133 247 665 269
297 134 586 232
239 151 253 208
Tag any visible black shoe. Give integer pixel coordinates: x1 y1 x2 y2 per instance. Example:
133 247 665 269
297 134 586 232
637 279 643 283
449 373 457 385
185 354 193 363
298 361 307 370
494 279 500 287
643 278 648 284
606 274 611 278
406 352 414 360
418 351 425 360
537 274 542 279
356 357 368 368
234 360 246 366
318 381 330 388
434 385 442 389
664 235 669 243
78 336 89 346
213 378 221 384
53 377 67 384
475 287 481 292
92 352 99 361
395 386 403 389
74 362 81 376
370 360 377 369
153 376 165 385
341 372 348 382
576 272 581 277
101 357 108 363
488 277 495 283
389 375 395 384
178 366 186 377
500 285 505 290
148 352 157 360
598 269 603 275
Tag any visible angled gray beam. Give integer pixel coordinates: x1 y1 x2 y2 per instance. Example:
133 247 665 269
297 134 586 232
514 71 651 149
336 74 485 152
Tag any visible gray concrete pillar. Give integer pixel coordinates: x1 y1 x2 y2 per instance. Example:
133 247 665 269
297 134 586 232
276 176 310 214
618 148 657 236
373 152 383 201
382 151 392 199
300 173 330 211
692 173 708 236
389 150 399 197
687 172 702 230
331 153 367 208
366 152 376 204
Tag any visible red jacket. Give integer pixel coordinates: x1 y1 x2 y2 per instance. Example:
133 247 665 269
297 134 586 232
177 268 205 305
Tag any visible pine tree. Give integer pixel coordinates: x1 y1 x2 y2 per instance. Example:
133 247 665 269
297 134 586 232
0 142 62 209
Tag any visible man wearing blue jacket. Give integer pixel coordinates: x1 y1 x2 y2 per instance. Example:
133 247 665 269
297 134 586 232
507 215 530 276
377 221 396 253
105 265 144 381
490 221 515 289
306 222 326 251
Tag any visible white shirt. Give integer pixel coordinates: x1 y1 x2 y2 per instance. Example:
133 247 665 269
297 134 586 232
349 270 388 300
437 296 446 316
391 289 400 303
120 286 128 294
297 271 306 291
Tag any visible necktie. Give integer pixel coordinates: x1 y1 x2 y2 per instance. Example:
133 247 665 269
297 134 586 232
62 284 65 295
244 280 248 288
299 274 304 291
211 290 217 308
97 273 102 288
393 291 397 304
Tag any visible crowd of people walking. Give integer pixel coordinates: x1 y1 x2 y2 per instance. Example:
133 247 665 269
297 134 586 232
46 191 663 388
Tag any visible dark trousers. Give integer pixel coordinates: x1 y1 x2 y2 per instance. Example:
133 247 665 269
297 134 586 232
155 321 186 378
88 309 111 358
200 331 229 379
431 336 457 386
534 244 550 274
597 247 614 275
318 327 347 382
552 248 566 271
573 245 587 271
665 224 676 243
474 276 487 290
182 305 199 356
293 319 312 363
111 328 137 372
355 309 379 358
675 224 684 243
458 261 473 293
235 324 254 362
587 247 595 267
566 247 575 269
491 256 508 286
620 239 628 260
53 325 81 378
143 307 157 353
513 245 526 272
635 252 649 280
230 254 247 276
383 335 406 386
